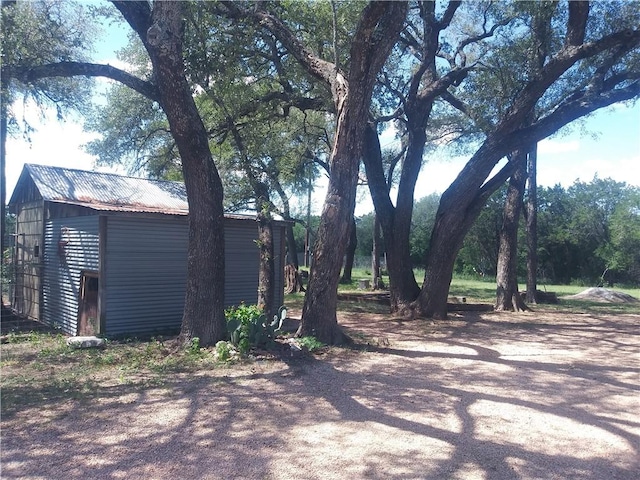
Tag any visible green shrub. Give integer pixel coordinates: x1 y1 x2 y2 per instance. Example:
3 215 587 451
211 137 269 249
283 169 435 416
225 304 287 355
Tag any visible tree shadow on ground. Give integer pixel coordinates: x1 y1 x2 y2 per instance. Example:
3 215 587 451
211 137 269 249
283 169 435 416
1 311 638 479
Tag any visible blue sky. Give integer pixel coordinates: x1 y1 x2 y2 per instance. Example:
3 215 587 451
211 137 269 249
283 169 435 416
6 14 640 215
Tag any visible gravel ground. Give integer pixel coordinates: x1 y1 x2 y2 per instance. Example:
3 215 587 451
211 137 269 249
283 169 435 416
2 309 639 479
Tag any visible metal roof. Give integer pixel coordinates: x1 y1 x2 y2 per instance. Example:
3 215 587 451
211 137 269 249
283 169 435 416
10 164 290 223
18 164 190 215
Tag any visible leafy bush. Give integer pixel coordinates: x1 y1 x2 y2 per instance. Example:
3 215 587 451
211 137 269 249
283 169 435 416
225 304 287 355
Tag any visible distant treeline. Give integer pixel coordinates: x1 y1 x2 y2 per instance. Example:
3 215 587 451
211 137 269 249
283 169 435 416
295 178 640 287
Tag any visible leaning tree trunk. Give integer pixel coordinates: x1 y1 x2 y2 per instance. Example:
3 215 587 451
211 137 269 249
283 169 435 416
525 143 539 303
414 138 520 319
496 151 529 312
340 217 357 283
116 1 227 346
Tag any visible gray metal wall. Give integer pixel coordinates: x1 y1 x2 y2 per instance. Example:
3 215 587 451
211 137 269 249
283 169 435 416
103 215 188 336
40 213 285 337
224 218 285 309
103 215 284 337
42 216 100 334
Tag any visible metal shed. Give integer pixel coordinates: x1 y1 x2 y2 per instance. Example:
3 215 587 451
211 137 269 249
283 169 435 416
7 163 286 337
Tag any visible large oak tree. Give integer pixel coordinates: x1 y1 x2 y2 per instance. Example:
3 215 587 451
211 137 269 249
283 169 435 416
4 1 228 346
417 1 640 318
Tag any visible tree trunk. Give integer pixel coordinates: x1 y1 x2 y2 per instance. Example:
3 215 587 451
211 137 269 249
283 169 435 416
371 214 384 290
121 2 227 347
340 217 357 283
414 139 519 319
1 77 7 262
495 151 529 312
298 105 363 344
298 2 407 344
286 223 299 269
525 144 539 303
256 196 275 317
284 264 304 294
363 123 420 311
275 182 299 269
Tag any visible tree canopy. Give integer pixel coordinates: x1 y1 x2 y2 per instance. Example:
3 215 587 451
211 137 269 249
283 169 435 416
3 1 640 345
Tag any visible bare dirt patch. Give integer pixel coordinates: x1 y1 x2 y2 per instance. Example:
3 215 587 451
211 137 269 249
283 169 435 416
2 308 639 479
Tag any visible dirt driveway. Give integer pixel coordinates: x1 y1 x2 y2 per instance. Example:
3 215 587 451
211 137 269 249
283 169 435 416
2 309 639 479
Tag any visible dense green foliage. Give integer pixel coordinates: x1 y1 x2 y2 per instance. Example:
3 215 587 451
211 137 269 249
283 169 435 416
537 178 640 285
350 178 640 287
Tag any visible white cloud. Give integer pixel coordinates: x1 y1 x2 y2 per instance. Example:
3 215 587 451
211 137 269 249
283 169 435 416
6 121 101 199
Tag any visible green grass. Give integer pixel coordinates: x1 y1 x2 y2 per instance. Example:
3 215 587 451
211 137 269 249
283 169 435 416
286 269 640 314
0 333 224 417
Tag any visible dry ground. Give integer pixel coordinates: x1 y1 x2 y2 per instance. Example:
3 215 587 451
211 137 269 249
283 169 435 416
1 308 639 479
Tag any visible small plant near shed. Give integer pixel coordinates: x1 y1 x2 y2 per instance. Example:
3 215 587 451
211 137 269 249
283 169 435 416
214 341 235 362
225 304 287 355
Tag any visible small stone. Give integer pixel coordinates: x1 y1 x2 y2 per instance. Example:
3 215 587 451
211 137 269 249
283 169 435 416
66 336 106 349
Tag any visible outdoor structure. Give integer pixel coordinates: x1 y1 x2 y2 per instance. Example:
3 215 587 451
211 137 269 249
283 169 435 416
7 164 286 337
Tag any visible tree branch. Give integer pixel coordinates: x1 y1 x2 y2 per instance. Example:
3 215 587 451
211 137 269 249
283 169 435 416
438 1 461 31
566 1 590 47
219 1 338 87
4 62 160 103
502 27 640 132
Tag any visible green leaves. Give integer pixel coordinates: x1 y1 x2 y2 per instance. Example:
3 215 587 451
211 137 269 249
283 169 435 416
224 304 286 355
2 0 97 124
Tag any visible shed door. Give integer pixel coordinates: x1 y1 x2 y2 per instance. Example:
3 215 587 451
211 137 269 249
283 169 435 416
78 271 100 335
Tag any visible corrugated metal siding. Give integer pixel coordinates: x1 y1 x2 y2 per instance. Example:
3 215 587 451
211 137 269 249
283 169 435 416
224 219 260 307
225 219 285 308
104 216 188 336
42 216 99 334
103 216 285 337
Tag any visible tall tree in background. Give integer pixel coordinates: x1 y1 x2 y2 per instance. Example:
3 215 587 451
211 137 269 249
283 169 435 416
525 144 539 303
340 217 357 284
495 150 529 311
495 2 553 309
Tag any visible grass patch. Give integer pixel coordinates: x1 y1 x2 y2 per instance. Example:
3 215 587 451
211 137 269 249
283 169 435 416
0 333 225 417
285 273 640 316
